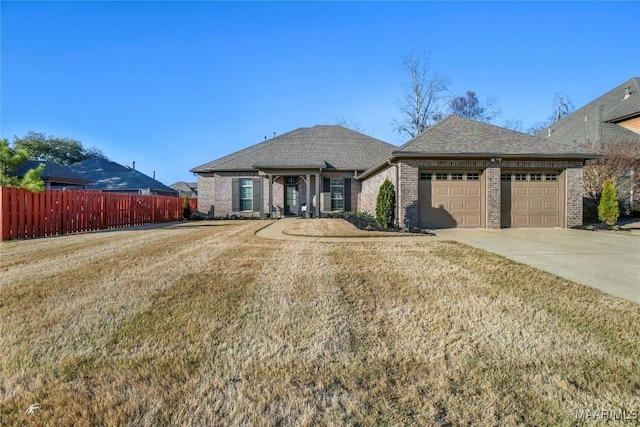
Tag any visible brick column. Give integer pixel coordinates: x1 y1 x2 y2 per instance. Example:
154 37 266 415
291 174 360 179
485 167 501 229
565 167 583 227
399 161 419 229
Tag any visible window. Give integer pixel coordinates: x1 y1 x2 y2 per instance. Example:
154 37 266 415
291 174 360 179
435 173 448 181
501 174 512 181
545 173 558 181
239 179 253 211
330 179 344 211
420 173 432 180
531 173 543 181
466 173 480 181
451 173 464 181
515 174 527 181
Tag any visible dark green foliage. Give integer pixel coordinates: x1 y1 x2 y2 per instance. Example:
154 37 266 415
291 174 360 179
375 179 396 229
13 131 107 166
598 179 619 226
0 139 45 191
183 195 192 219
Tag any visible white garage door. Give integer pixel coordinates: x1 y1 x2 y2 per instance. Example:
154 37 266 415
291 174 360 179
501 172 560 227
419 172 482 228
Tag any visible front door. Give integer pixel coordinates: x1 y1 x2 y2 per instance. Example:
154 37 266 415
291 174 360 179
285 185 298 216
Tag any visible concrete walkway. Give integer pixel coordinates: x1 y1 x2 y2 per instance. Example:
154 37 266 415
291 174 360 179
436 228 640 303
257 219 639 303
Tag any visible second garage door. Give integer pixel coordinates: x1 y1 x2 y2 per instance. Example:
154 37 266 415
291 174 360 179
419 172 482 228
501 172 560 227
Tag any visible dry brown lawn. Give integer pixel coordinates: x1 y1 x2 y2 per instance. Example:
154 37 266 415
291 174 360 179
282 217 401 237
1 220 639 426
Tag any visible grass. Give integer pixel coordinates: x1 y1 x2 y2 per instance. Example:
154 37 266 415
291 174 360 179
282 218 402 237
1 220 639 425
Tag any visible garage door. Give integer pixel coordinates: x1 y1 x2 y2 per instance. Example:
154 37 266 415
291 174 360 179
419 172 482 228
501 172 560 227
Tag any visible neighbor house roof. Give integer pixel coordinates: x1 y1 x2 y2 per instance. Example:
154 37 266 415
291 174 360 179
170 181 198 195
535 77 640 149
67 157 177 195
191 125 397 173
358 115 599 180
12 160 93 186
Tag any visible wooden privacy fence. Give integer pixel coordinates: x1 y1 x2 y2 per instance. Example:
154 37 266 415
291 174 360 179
0 187 198 241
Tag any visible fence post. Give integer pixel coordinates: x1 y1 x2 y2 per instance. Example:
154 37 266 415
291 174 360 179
0 187 9 241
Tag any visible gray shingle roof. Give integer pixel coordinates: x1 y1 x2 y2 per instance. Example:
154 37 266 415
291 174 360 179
67 158 177 196
397 115 595 156
191 125 397 172
12 160 93 185
535 77 640 149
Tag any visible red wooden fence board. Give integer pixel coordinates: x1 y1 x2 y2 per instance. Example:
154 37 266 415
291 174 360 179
0 187 198 241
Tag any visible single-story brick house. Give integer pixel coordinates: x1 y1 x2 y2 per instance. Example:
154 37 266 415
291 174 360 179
192 116 598 228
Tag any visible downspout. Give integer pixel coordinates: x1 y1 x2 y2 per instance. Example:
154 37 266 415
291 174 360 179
387 158 399 227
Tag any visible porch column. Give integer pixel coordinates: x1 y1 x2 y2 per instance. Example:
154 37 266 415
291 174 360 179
315 172 321 218
268 174 273 219
306 174 311 218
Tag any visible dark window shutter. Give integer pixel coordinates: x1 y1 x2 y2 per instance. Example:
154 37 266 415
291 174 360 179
343 178 351 212
322 178 331 211
252 177 262 213
231 178 239 212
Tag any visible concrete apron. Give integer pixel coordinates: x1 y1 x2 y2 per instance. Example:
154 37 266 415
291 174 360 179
435 227 640 303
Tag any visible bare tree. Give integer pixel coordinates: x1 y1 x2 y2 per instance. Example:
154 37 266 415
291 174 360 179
334 117 367 133
447 91 501 123
528 92 575 134
583 140 640 215
392 51 449 139
502 118 525 132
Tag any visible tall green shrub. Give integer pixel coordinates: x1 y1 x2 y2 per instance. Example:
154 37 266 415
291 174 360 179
375 178 396 228
183 195 192 219
598 179 619 226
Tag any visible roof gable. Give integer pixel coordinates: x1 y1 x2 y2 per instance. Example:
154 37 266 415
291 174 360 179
191 125 397 172
397 115 592 155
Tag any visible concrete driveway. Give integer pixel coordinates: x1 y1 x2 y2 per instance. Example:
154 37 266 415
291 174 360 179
435 228 640 303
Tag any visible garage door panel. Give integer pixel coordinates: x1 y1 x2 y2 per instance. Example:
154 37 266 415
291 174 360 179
419 172 481 228
502 173 560 228
467 187 480 196
434 186 450 196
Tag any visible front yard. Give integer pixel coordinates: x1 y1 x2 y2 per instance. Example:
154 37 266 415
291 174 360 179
1 220 638 425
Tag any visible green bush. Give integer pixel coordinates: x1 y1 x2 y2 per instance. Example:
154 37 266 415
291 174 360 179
375 179 396 229
598 179 619 226
182 195 192 219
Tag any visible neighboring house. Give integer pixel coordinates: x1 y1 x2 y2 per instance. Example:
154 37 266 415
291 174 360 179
11 160 93 189
67 158 178 196
193 119 597 228
536 77 640 149
536 77 640 150
536 77 640 207
170 181 198 198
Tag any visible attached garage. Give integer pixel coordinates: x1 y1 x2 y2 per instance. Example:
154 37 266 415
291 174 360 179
500 172 562 227
419 171 482 228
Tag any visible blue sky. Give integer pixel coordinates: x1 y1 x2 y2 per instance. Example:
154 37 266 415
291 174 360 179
2 1 639 185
